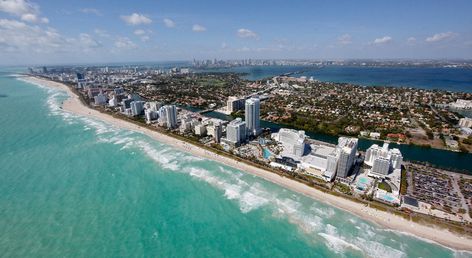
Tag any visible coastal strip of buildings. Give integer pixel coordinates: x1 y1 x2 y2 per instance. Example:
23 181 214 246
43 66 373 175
33 67 472 225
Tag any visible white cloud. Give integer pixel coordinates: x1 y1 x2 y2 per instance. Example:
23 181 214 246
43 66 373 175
372 36 392 45
134 29 152 42
0 18 66 52
407 37 416 44
20 13 36 22
134 29 145 36
0 18 104 55
80 8 102 16
237 28 257 39
163 18 175 28
79 33 102 49
114 37 137 49
121 13 152 26
0 0 48 24
94 28 109 37
0 18 27 30
338 34 351 45
425 32 457 42
0 0 38 16
192 24 206 32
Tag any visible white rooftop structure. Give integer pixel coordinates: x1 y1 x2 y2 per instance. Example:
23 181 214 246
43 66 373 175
299 144 336 172
271 128 306 157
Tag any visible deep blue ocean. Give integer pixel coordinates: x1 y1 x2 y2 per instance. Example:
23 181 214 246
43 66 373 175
0 70 471 257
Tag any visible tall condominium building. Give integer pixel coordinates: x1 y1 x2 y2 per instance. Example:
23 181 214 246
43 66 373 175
213 122 222 143
226 118 246 146
390 148 403 170
372 156 390 175
179 116 193 133
335 137 358 178
147 101 162 112
194 123 207 136
76 73 86 88
245 97 261 136
365 143 403 176
227 96 245 113
323 151 340 181
144 109 159 124
130 101 145 116
365 143 389 167
158 105 177 129
121 98 132 109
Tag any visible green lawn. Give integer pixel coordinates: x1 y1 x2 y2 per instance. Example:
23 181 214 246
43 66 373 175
378 181 392 193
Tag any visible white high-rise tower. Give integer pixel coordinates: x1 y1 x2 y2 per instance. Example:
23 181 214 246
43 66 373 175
245 97 261 136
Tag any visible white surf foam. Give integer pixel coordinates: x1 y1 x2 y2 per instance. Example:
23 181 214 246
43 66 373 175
355 237 407 258
318 232 362 254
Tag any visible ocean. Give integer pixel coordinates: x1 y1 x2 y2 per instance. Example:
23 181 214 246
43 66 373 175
0 72 470 257
201 66 472 93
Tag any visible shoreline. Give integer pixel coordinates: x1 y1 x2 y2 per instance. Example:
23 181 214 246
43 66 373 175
20 75 472 252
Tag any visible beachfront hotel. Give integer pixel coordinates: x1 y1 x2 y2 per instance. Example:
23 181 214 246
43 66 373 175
335 137 358 178
158 105 178 129
271 128 306 157
225 118 247 146
365 143 403 177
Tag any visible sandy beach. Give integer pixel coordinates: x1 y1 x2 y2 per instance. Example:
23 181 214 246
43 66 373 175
21 75 472 252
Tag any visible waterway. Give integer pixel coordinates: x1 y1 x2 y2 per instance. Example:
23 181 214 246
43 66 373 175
184 107 472 174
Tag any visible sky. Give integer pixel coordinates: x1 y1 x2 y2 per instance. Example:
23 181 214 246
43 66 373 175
0 0 471 65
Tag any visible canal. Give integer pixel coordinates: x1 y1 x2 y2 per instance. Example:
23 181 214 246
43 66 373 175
183 106 472 174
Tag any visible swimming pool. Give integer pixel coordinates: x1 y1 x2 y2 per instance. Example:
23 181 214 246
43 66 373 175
356 177 371 191
263 148 272 159
377 192 399 204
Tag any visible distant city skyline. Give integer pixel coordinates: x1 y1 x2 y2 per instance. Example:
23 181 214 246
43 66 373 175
0 0 471 65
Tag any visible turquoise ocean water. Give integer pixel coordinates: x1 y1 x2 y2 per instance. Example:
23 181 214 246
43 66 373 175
0 73 470 257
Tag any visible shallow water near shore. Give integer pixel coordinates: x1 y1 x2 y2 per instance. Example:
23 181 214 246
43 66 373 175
0 74 471 257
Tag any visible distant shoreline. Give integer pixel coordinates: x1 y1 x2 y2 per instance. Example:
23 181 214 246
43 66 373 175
196 65 472 93
19 75 472 252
